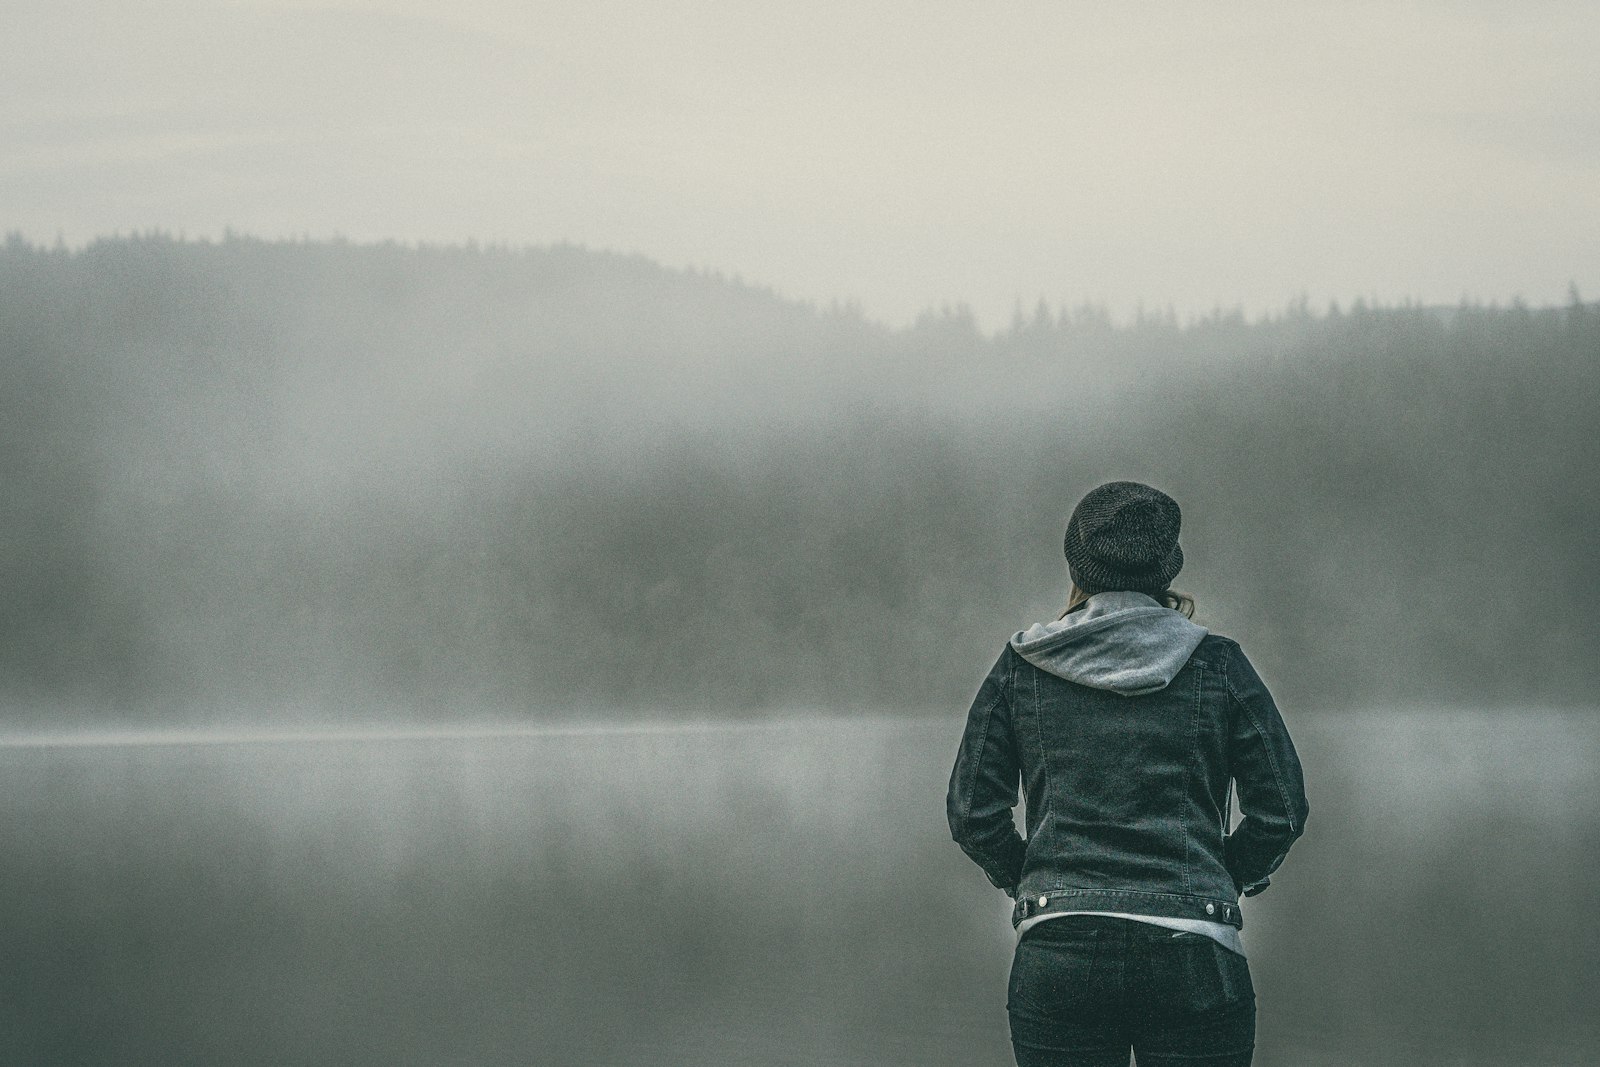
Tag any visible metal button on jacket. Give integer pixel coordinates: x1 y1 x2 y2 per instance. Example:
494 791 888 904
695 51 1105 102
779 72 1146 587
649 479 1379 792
1205 903 1215 914
1037 895 1049 907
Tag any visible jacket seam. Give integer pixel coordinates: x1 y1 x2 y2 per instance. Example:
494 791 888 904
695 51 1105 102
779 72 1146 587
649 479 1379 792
1182 665 1199 893
955 658 1013 885
956 673 1005 827
1222 648 1297 834
1023 886 1236 902
1030 656 1051 857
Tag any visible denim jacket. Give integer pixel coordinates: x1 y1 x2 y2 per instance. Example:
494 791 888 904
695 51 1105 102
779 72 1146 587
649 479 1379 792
946 593 1309 931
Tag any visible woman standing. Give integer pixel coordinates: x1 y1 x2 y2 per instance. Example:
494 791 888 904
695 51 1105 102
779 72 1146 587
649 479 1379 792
947 481 1309 1067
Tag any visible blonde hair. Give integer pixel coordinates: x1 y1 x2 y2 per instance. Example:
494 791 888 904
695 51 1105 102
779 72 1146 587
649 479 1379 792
1058 584 1196 620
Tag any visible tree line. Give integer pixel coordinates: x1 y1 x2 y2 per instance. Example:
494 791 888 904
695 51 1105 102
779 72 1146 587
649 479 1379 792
1 233 1593 724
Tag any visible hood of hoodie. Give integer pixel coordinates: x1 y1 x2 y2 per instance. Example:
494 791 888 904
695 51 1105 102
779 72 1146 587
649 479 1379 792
1010 591 1208 696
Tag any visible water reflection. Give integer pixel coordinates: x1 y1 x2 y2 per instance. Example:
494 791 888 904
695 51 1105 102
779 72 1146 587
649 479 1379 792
0 711 1594 1066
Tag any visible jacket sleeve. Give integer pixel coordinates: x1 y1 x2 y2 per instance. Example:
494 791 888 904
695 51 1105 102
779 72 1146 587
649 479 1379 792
1222 643 1309 897
946 648 1026 897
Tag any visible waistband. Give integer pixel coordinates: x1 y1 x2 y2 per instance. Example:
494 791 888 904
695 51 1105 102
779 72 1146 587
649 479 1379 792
1013 887 1243 929
1019 912 1246 956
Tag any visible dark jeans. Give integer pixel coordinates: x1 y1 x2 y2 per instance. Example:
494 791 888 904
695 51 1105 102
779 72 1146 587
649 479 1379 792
1007 916 1256 1067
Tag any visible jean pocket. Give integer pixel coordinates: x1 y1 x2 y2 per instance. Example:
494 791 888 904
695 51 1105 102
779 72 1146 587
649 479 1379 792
1007 930 1100 1021
1210 942 1254 1005
1158 939 1255 1015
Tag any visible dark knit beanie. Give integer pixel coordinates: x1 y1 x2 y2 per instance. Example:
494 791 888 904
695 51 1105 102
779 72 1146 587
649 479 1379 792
1063 481 1185 595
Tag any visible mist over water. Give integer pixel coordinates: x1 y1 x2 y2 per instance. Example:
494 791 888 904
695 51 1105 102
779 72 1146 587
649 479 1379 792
2 234 1596 1064
1 711 1594 1066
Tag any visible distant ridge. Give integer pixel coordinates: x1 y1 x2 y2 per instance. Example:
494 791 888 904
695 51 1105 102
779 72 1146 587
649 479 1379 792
2 232 1595 724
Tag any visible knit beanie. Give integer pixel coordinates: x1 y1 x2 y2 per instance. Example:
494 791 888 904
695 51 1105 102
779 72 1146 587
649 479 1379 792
1063 481 1185 595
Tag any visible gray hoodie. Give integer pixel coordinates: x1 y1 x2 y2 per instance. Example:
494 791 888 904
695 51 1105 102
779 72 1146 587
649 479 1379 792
1009 590 1208 696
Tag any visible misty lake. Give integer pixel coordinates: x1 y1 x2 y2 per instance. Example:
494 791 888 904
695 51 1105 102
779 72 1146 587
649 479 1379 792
1 710 1595 1067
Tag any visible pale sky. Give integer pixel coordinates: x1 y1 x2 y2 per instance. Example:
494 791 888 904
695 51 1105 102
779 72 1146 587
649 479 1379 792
5 0 1598 327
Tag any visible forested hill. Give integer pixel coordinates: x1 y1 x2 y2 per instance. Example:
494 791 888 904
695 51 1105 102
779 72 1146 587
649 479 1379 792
2 233 1595 726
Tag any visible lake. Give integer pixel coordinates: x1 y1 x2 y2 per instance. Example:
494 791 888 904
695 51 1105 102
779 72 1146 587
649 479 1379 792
1 710 1595 1066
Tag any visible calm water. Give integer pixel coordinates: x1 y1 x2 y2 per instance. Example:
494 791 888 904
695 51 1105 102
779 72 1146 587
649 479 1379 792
0 710 1595 1066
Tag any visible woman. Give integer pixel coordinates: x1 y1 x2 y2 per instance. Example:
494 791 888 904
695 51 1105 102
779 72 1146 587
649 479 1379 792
947 480 1308 1067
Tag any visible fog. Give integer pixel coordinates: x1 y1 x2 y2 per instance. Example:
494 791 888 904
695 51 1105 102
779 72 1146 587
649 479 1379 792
2 712 1594 1065
7 4 1597 1059
2 234 1596 1063
2 234 1595 726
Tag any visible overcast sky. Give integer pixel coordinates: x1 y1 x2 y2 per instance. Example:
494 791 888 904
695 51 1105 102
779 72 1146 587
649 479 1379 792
5 0 1597 327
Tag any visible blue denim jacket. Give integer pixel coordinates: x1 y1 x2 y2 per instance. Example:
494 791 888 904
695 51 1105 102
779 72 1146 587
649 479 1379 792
947 595 1309 931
